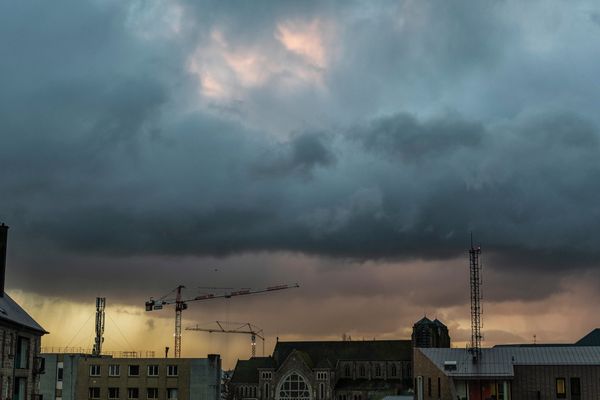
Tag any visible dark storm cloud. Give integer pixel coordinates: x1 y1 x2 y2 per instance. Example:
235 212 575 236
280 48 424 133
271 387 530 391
2 0 600 308
253 132 335 178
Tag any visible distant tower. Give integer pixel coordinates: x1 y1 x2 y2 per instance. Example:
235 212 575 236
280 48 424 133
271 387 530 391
412 317 451 348
469 236 483 361
92 297 106 356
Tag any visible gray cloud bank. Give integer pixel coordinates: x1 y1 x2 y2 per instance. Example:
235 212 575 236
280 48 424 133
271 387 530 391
2 0 600 304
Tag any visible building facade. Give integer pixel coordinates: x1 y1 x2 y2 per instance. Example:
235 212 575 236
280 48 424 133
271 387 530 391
230 340 413 400
414 346 600 400
40 354 221 400
0 223 48 400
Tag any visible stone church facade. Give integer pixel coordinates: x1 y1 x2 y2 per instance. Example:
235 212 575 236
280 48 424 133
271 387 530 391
229 340 413 400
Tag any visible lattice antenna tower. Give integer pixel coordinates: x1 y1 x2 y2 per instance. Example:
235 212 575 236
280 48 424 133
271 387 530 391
469 235 483 362
92 297 106 356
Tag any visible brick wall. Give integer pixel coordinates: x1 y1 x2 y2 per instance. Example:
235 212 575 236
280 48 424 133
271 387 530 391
413 349 454 400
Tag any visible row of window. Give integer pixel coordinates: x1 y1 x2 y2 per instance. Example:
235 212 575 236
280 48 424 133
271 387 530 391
88 387 178 399
238 385 257 398
556 377 581 399
89 365 178 377
343 363 407 378
261 371 272 380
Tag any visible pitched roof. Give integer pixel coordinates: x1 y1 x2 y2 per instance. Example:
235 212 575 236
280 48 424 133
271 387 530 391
231 357 275 383
576 329 600 346
273 340 412 368
419 346 600 378
0 293 47 334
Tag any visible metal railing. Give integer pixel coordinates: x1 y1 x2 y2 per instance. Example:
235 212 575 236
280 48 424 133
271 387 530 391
41 347 156 358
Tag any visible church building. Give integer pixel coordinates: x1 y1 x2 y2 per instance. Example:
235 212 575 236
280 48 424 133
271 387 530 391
229 339 414 400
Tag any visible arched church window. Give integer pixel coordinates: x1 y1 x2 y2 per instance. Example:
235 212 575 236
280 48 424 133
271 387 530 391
359 365 365 377
391 364 397 377
344 365 351 377
278 373 311 400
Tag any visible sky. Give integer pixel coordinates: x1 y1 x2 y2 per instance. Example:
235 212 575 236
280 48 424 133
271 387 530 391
2 0 600 369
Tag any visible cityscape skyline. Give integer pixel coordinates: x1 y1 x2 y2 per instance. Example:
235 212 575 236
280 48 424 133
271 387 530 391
2 0 600 372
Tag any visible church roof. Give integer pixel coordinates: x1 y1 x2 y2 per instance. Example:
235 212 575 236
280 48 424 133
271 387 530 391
231 357 275 384
0 293 47 334
273 340 412 368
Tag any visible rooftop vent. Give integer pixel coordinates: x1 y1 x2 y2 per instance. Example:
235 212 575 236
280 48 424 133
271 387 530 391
443 361 457 371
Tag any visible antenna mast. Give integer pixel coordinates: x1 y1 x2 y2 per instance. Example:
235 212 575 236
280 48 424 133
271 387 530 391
92 297 106 356
469 235 482 361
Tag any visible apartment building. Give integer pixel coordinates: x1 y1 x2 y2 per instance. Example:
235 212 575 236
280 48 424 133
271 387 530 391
40 354 221 400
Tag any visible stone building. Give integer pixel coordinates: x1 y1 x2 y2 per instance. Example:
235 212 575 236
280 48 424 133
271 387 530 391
0 223 48 400
229 340 413 400
40 353 222 400
411 318 450 349
414 346 600 400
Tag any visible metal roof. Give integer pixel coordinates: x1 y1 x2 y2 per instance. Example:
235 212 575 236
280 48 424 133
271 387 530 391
0 293 47 334
419 346 600 378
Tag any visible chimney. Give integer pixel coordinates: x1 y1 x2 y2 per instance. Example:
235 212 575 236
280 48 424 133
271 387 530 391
0 223 8 297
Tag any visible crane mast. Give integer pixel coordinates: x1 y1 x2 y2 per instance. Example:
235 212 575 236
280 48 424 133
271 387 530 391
146 283 299 358
187 321 265 357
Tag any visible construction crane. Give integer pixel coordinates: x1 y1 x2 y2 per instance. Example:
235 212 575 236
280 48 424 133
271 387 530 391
186 321 265 357
145 283 299 358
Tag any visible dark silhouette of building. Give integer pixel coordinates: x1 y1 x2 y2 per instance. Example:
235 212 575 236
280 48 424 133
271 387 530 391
411 317 450 348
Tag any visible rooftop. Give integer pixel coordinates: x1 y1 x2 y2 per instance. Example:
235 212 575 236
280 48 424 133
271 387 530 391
419 346 600 378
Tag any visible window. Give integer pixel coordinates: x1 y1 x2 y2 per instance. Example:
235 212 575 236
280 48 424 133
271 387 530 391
147 365 159 376
128 365 140 376
89 365 101 376
128 388 139 399
437 377 441 398
570 377 581 399
16 337 30 369
374 365 381 377
359 365 366 377
317 372 328 380
109 364 120 377
390 364 397 377
15 377 27 400
264 383 270 400
428 377 431 397
262 371 273 380
278 373 311 400
556 378 566 398
167 388 178 399
344 365 351 377
147 388 159 399
108 387 120 399
57 362 64 381
89 387 100 399
319 383 324 400
167 365 178 376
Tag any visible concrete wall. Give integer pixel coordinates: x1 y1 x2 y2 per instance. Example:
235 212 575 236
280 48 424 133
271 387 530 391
39 354 81 400
190 355 221 400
